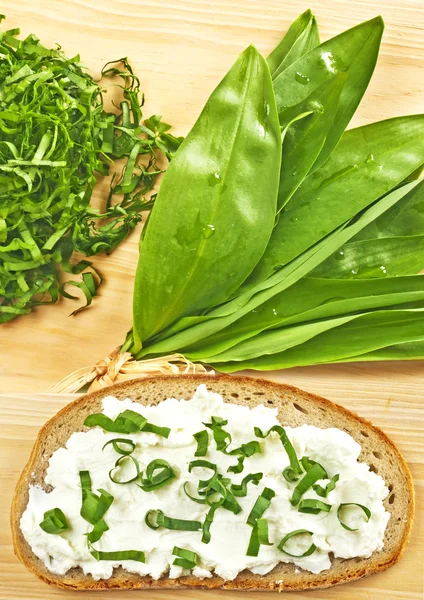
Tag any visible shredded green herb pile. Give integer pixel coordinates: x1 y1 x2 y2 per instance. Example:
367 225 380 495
0 16 181 323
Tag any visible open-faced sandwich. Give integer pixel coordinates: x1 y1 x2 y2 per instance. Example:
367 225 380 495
11 375 413 592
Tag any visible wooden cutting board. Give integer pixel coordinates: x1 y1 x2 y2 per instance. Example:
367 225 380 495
1 368 423 599
0 0 423 598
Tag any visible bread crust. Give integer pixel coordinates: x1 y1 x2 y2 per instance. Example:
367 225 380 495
11 374 415 592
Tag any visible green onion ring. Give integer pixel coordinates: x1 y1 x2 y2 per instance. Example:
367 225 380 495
102 438 136 456
298 499 332 514
109 455 140 484
278 529 317 557
337 503 371 531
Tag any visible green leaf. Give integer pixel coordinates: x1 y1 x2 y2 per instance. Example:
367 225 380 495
312 234 424 279
267 10 320 77
276 73 345 211
338 340 424 362
130 45 282 347
138 180 419 358
272 17 383 172
353 179 424 241
247 115 424 287
183 275 424 360
214 308 424 371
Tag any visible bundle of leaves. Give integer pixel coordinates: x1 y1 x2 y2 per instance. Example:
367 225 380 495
123 11 424 369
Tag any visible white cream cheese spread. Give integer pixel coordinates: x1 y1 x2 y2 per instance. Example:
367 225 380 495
20 385 390 581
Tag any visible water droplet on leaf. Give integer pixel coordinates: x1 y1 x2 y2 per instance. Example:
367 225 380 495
208 172 221 186
202 224 215 239
295 72 309 85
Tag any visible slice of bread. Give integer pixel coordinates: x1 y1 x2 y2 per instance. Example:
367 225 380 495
11 374 414 592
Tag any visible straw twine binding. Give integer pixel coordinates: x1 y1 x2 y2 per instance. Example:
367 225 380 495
50 348 213 394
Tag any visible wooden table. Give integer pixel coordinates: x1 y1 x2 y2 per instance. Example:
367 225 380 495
0 1 423 598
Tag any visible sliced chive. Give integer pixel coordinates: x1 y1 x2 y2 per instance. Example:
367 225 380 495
39 508 69 534
298 499 332 514
247 487 275 527
231 472 263 497
201 502 223 544
90 547 145 563
291 463 327 506
102 438 136 456
337 503 371 531
203 416 231 452
138 458 176 492
109 455 140 484
84 409 170 437
193 430 209 456
278 529 317 557
313 474 339 498
144 509 202 532
172 546 198 569
255 425 302 481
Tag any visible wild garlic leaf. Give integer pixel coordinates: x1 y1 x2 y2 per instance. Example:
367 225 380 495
267 9 320 78
131 46 282 347
213 308 424 371
183 275 424 361
247 115 424 287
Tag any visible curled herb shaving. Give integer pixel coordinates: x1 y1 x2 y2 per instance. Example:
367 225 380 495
291 463 327 506
298 499 331 514
231 472 263 497
254 425 302 482
278 529 317 557
204 416 231 452
203 417 260 473
79 471 113 526
227 441 261 474
246 487 275 527
137 458 176 492
201 502 223 544
313 474 339 498
337 503 371 531
144 509 202 532
90 547 145 563
109 455 140 484
102 438 136 456
246 518 273 557
172 546 198 569
0 24 180 323
39 508 69 534
193 430 209 456
84 409 170 438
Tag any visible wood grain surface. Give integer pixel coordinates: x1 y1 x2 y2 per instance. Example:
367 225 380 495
0 0 423 392
0 0 423 598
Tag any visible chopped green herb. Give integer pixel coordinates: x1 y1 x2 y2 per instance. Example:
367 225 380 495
0 23 181 322
291 463 327 506
84 409 170 438
172 546 198 569
137 458 176 492
298 499 331 514
246 487 275 527
39 508 69 534
313 474 339 498
337 502 371 531
145 509 202 532
278 529 317 557
193 430 209 456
